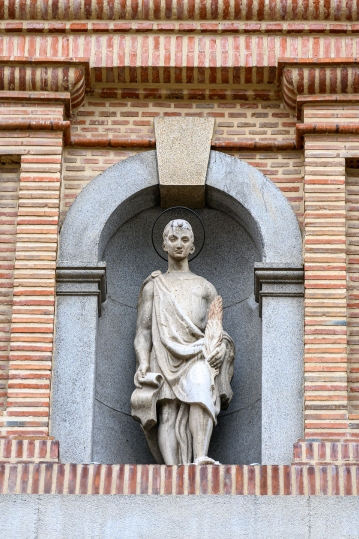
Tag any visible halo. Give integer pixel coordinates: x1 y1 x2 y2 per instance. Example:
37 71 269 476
151 206 205 262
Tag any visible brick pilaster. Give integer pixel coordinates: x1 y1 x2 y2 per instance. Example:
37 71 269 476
0 103 65 437
302 104 359 440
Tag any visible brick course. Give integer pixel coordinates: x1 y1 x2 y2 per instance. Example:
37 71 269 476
0 462 359 496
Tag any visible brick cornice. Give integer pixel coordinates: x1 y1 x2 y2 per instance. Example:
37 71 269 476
65 136 298 152
0 119 70 132
296 94 359 120
1 21 359 35
0 57 90 115
0 91 72 117
0 438 58 463
279 58 359 112
1 0 359 21
296 123 359 148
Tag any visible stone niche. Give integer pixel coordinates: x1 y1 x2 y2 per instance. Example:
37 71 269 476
94 205 262 465
52 150 303 465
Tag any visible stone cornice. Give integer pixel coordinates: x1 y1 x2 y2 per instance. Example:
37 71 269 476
1 0 359 21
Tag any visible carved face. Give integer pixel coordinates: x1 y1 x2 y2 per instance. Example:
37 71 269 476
162 226 195 260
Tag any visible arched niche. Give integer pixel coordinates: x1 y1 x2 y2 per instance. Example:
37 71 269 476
51 150 303 465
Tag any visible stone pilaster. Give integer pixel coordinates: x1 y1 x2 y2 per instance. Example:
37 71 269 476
51 265 106 463
254 264 304 463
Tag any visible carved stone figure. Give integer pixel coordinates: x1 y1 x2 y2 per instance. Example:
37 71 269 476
131 219 235 465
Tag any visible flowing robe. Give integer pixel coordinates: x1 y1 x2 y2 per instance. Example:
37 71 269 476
131 272 235 464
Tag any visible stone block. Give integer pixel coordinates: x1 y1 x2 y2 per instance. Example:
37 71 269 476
154 117 214 208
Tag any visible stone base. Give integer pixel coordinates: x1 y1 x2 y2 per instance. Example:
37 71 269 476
1 494 359 539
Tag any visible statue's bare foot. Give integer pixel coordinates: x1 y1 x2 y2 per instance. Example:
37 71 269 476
194 456 220 465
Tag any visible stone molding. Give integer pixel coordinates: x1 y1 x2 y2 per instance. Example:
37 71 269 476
56 266 107 315
254 264 304 317
2 0 358 21
0 462 358 496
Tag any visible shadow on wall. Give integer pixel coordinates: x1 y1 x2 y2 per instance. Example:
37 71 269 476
94 205 262 465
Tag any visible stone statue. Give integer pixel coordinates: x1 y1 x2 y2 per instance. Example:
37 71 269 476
131 219 235 465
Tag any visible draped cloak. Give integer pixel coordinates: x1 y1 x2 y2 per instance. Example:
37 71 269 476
131 272 235 464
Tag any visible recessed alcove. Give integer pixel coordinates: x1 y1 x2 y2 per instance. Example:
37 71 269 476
93 204 262 464
52 150 303 465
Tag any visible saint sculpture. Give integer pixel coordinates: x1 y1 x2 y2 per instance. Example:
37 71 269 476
131 218 235 465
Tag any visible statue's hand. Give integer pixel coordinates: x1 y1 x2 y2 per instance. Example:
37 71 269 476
134 364 149 388
207 341 226 369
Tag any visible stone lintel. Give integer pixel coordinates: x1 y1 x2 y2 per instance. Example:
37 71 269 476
254 263 304 317
56 265 107 315
154 117 214 208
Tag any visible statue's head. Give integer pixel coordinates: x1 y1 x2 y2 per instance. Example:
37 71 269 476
162 219 195 260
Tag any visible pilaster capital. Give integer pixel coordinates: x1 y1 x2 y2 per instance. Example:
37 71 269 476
254 263 304 316
56 264 107 315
